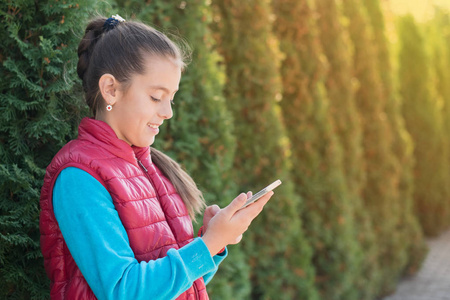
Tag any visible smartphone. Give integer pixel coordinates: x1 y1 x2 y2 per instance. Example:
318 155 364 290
238 179 282 210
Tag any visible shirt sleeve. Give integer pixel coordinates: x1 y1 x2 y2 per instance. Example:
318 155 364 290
203 248 227 285
53 167 221 300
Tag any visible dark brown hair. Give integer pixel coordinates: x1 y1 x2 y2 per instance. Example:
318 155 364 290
77 17 204 219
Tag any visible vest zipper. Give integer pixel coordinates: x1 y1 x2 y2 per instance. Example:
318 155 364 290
137 159 160 201
137 159 148 172
139 159 199 300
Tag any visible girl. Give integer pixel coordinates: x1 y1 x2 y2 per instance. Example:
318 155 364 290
39 15 273 300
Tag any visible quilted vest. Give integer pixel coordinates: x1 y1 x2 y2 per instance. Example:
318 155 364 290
39 117 208 300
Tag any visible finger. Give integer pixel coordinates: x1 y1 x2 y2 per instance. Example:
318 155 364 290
246 191 253 199
235 234 243 244
229 234 243 245
222 193 247 215
205 205 218 215
240 191 274 217
210 205 221 215
254 191 273 208
205 204 220 215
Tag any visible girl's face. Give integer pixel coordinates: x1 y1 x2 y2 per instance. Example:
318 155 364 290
103 55 181 147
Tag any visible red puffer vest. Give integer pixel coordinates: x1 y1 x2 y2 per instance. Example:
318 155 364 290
39 117 208 299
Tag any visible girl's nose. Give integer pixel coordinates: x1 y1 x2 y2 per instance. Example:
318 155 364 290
159 100 173 120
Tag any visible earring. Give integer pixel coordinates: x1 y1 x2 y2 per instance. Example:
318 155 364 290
106 104 112 111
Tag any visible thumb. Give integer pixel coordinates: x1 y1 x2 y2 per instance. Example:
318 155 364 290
222 193 247 215
209 204 221 215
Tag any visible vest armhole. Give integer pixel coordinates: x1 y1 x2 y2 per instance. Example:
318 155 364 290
47 163 107 212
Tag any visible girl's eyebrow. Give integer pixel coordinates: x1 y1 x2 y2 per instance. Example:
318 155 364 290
149 85 178 94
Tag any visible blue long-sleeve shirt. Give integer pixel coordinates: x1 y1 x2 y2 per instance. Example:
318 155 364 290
53 167 227 300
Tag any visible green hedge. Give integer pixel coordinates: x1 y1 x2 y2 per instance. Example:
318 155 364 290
364 0 426 280
397 14 450 236
342 0 415 295
211 0 318 299
315 1 380 298
0 0 108 298
273 1 364 299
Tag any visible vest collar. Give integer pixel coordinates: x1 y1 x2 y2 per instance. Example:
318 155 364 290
77 117 151 165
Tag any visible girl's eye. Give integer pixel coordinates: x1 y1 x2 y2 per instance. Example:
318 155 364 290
151 96 174 105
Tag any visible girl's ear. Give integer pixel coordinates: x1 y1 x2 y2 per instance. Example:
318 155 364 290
98 74 119 106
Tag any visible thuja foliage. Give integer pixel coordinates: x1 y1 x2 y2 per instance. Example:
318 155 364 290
430 11 450 223
364 0 426 278
211 0 318 299
342 0 407 296
113 0 245 297
315 0 365 208
425 9 450 235
314 1 379 298
397 15 450 236
272 0 363 299
0 0 107 298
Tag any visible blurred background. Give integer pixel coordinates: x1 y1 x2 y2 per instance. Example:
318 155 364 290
1 0 450 299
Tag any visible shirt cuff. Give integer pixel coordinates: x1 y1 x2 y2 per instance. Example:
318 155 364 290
176 237 217 279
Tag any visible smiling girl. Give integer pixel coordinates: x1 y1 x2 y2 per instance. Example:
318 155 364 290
39 15 273 300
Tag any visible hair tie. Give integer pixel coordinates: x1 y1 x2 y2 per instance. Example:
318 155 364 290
103 14 126 32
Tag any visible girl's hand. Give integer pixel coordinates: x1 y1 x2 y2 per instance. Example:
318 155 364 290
202 205 221 233
201 192 253 245
201 191 273 255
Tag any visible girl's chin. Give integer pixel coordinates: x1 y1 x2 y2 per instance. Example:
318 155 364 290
117 135 154 148
137 138 155 148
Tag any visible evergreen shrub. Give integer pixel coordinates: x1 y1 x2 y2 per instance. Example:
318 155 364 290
212 0 318 299
343 0 407 295
0 0 107 298
315 1 380 297
364 0 427 278
273 1 364 299
397 15 450 236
